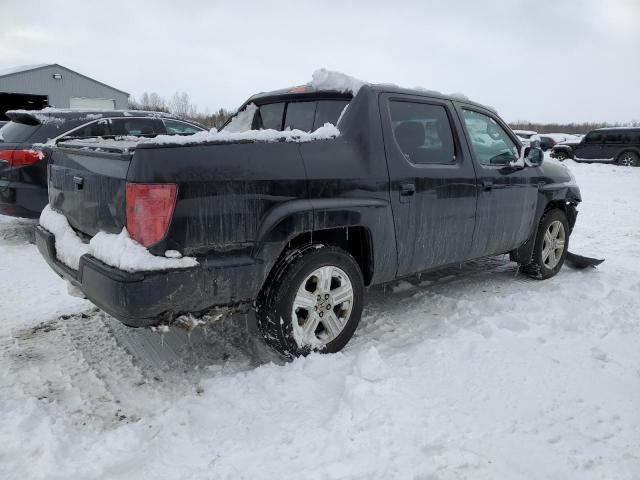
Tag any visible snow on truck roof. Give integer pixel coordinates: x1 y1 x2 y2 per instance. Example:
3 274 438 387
250 68 486 108
5 108 176 126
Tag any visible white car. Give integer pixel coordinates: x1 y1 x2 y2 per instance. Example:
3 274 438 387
513 129 539 148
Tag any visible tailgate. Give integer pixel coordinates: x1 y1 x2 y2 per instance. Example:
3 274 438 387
48 142 134 237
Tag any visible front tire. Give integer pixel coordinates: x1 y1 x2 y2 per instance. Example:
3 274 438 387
554 151 568 161
520 209 570 280
256 244 364 357
617 151 639 167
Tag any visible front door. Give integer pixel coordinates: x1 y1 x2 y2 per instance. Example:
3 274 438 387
456 106 539 258
380 93 478 277
574 131 603 161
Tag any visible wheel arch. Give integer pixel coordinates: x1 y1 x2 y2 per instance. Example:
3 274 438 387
616 148 640 162
252 197 394 298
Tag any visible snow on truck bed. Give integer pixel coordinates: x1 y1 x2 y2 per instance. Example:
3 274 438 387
1 158 639 479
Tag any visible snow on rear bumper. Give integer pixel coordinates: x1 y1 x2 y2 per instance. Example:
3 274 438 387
36 226 258 326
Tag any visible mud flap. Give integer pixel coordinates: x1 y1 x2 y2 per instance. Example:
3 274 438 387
565 252 604 269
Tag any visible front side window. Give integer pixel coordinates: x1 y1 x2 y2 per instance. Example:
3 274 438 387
389 101 456 164
111 118 157 137
163 119 202 135
462 109 518 166
585 132 602 144
284 101 316 132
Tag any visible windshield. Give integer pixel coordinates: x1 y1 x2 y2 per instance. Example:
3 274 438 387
0 121 41 143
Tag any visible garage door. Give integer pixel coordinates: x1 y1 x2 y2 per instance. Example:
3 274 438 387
69 97 115 110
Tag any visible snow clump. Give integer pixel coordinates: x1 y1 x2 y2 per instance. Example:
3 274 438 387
39 205 197 272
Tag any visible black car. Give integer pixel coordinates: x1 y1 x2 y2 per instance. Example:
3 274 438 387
551 128 640 166
37 83 580 357
0 110 205 217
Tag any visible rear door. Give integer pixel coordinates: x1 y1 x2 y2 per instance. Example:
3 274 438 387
457 106 538 258
380 93 477 276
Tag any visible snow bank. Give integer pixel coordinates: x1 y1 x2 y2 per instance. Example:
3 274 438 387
39 205 197 272
311 68 367 94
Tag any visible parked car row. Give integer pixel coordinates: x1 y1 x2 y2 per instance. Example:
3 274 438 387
0 110 205 217
33 80 581 357
512 129 583 152
551 128 640 166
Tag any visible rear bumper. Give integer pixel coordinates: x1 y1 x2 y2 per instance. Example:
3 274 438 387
36 226 260 326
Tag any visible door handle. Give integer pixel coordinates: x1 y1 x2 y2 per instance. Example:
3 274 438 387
400 182 416 196
482 180 493 191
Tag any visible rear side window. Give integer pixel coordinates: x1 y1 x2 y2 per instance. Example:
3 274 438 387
389 101 456 164
111 118 158 137
63 119 111 139
284 101 317 132
603 133 622 143
313 100 350 130
0 122 40 143
163 119 202 135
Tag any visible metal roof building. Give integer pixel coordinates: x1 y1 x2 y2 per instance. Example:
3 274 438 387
0 64 129 119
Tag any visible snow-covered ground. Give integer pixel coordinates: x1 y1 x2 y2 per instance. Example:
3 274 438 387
1 160 639 479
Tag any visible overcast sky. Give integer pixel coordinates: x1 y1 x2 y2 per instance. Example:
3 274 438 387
1 0 638 123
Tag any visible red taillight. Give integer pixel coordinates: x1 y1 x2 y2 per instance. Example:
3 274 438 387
125 183 177 247
0 149 46 167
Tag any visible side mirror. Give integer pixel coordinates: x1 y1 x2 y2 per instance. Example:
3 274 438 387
524 146 544 167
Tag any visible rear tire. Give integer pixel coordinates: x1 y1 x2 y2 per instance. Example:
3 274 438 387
256 244 364 357
554 151 568 161
617 151 639 167
520 209 569 280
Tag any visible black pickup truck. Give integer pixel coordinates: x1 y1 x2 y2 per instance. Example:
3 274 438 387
36 83 581 357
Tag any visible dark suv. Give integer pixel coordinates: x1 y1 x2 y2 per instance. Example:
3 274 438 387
0 110 205 217
551 128 640 166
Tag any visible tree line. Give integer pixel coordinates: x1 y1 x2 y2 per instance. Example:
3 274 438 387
508 120 640 135
128 92 233 129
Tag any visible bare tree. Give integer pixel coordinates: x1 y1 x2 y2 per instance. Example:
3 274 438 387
169 92 196 119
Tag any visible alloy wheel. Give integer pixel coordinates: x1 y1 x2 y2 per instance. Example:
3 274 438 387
542 220 566 269
619 153 638 167
292 265 354 345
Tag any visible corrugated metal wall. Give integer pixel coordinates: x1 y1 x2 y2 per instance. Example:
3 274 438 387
0 65 129 109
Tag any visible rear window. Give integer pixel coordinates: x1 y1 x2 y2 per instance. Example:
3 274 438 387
284 101 317 132
224 97 351 133
313 100 349 130
255 102 285 130
0 122 40 143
